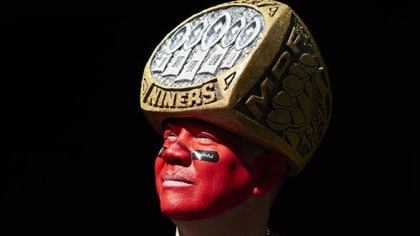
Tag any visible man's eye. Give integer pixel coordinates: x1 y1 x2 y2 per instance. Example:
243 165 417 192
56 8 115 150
164 131 177 141
197 133 213 144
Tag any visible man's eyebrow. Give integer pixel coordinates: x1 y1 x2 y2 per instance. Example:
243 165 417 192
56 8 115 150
162 122 176 129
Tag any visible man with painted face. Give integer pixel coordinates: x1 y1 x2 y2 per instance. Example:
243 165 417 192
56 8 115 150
140 0 332 235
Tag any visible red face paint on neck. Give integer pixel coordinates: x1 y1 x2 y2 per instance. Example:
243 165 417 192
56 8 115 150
155 118 255 221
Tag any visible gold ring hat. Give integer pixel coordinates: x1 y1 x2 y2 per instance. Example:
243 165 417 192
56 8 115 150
140 0 332 176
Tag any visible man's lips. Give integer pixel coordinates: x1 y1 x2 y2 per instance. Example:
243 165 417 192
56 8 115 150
162 174 194 187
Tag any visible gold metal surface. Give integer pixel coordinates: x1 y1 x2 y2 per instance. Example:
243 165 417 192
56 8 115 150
140 0 332 176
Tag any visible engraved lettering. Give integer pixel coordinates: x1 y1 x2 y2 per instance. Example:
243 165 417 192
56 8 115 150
287 26 301 54
146 86 162 106
157 89 165 107
202 82 216 104
163 91 176 108
143 81 218 109
246 77 274 120
268 6 279 17
223 72 236 90
245 51 290 119
187 87 202 106
272 51 290 80
176 91 189 108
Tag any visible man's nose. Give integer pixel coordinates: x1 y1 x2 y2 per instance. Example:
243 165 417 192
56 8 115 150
161 141 192 166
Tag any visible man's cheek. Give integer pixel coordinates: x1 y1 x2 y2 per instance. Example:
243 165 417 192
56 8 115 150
155 157 166 174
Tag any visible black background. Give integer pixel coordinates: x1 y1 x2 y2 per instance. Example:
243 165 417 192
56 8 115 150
3 0 413 235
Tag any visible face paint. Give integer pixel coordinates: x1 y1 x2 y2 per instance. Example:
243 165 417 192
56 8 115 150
154 118 255 221
157 146 166 157
192 150 219 162
159 146 219 163
160 147 219 163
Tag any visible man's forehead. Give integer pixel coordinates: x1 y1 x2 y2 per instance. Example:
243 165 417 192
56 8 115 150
163 118 235 137
164 118 218 129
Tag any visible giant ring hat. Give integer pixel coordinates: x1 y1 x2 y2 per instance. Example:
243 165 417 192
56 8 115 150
140 0 332 176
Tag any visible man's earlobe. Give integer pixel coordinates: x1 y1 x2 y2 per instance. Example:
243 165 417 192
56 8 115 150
251 152 287 196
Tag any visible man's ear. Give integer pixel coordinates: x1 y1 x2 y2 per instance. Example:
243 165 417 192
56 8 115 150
250 152 287 196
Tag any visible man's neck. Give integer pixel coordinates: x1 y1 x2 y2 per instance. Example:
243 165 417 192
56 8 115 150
172 195 271 236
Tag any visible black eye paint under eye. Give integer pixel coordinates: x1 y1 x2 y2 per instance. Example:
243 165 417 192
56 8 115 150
192 150 219 163
158 147 219 163
157 146 166 157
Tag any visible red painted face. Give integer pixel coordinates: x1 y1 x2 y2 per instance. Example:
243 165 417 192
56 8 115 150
155 118 255 221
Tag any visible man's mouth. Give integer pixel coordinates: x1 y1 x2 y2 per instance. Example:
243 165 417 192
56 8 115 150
162 175 194 187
